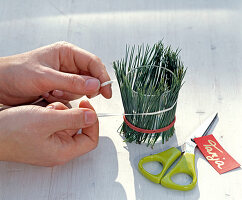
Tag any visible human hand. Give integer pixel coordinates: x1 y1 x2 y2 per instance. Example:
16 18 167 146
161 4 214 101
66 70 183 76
0 100 98 166
0 41 112 105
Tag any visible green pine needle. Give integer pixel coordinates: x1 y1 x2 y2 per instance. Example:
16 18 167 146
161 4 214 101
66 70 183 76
113 41 186 147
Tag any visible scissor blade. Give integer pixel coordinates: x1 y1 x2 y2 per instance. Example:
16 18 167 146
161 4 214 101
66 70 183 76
188 113 218 141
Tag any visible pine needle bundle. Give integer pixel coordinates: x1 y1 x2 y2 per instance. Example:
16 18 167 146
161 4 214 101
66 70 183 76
113 41 186 147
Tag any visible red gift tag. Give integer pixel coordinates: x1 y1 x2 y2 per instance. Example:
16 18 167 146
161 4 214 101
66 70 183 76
194 134 240 174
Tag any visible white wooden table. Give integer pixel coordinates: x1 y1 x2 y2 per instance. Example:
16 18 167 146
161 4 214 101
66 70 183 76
0 1 242 199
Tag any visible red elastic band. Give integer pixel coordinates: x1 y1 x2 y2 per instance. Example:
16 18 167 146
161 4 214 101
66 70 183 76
123 116 176 134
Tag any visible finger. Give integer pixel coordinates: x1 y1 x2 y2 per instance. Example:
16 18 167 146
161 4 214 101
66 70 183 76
42 92 69 104
48 107 97 132
51 90 84 101
56 42 112 99
46 102 78 137
78 100 99 143
72 100 99 156
46 102 69 110
99 80 112 99
100 82 112 99
44 69 101 96
78 100 96 110
86 91 99 99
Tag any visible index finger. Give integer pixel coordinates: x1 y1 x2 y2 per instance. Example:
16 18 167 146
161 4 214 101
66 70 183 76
58 42 112 99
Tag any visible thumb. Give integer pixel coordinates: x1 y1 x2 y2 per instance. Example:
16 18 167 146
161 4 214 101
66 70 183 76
48 107 98 131
72 100 99 156
44 68 100 95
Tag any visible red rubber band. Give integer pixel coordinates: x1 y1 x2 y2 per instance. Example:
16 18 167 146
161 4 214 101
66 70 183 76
123 116 176 134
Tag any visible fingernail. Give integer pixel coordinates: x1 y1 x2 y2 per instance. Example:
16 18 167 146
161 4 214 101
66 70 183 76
85 78 100 91
46 105 55 109
42 93 49 98
52 90 63 97
85 110 97 124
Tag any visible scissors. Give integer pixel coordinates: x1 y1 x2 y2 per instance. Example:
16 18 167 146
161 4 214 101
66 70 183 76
138 113 218 191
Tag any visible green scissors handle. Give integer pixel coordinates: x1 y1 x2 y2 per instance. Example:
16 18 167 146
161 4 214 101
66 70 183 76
138 147 197 191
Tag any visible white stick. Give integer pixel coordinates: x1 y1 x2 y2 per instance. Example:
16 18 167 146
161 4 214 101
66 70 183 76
100 80 116 87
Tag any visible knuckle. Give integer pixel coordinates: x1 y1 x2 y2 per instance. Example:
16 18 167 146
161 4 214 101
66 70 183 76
98 69 108 80
68 110 84 128
54 41 74 57
70 75 79 87
68 74 84 90
88 55 102 68
54 41 71 49
93 55 102 64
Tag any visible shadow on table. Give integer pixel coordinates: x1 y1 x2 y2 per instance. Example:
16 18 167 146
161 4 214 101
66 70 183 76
47 136 127 200
124 134 201 200
0 136 127 200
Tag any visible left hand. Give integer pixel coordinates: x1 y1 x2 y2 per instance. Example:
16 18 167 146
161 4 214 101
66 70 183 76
0 41 112 105
0 100 99 166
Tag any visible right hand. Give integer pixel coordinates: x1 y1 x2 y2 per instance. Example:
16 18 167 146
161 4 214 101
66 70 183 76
0 100 99 166
0 41 112 105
